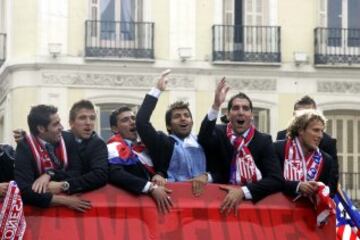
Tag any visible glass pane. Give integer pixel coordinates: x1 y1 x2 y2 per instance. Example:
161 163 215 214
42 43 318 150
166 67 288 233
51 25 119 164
348 120 354 153
337 120 343 153
328 0 342 28
348 0 360 29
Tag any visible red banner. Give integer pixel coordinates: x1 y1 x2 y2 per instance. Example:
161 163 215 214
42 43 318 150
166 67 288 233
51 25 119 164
21 183 335 240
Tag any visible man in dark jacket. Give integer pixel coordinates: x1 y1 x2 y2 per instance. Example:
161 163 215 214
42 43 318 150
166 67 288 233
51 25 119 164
198 78 283 215
108 106 172 214
276 95 338 196
274 109 335 197
15 105 91 211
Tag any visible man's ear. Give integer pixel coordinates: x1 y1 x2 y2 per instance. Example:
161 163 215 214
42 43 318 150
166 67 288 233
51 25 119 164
37 125 46 134
111 126 118 133
166 125 172 133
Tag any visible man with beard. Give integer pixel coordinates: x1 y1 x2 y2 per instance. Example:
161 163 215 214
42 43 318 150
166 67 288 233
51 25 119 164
198 78 283 215
276 95 338 196
136 70 208 196
273 109 335 197
15 105 91 211
108 106 172 214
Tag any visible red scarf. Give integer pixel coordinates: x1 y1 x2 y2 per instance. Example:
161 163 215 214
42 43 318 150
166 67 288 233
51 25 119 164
25 134 68 174
227 124 262 185
107 134 154 174
284 138 324 181
0 181 26 240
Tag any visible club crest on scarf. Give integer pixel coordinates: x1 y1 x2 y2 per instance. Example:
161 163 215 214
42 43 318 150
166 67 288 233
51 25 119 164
226 124 262 185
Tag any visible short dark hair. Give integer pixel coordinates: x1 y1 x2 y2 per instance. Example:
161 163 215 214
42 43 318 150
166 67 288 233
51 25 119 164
69 100 95 121
227 92 253 112
109 106 133 127
294 95 316 110
165 101 192 131
28 105 58 135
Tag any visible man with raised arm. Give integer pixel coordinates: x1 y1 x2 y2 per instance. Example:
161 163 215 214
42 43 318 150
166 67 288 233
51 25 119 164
136 70 209 196
198 78 283 215
108 106 172 214
15 105 91 212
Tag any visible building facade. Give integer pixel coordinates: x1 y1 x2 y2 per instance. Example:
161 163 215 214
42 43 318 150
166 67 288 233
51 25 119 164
0 0 360 199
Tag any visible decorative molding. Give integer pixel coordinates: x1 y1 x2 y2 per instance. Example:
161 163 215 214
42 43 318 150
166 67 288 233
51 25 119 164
42 72 194 89
317 81 360 94
224 78 276 91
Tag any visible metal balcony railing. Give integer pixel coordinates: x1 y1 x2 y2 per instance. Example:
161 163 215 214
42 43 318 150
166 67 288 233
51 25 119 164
212 25 281 63
85 20 154 59
0 33 6 66
314 27 360 65
339 172 360 201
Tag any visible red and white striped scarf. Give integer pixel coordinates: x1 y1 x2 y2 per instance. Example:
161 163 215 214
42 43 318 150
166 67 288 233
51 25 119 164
0 181 26 240
227 124 262 185
25 134 68 175
284 137 323 181
285 138 334 227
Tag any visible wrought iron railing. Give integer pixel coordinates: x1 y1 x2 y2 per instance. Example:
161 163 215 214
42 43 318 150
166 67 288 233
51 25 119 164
85 20 154 59
0 33 6 66
339 172 360 201
314 27 360 65
212 25 281 63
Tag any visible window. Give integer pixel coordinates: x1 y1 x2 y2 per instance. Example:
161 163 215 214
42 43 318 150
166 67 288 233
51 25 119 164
324 109 360 200
97 103 138 141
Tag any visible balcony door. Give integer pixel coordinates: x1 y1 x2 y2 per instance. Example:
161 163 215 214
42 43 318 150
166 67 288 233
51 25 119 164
319 0 360 52
89 0 143 49
223 0 268 58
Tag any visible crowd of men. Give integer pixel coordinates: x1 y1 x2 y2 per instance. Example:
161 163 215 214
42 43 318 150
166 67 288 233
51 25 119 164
0 70 338 216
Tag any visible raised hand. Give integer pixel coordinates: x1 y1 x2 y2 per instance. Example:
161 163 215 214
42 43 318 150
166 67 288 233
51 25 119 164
219 185 244 216
156 69 171 91
212 77 229 110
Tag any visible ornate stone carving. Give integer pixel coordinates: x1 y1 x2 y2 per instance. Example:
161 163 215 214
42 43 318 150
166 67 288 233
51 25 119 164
42 72 194 89
224 78 277 91
318 81 360 93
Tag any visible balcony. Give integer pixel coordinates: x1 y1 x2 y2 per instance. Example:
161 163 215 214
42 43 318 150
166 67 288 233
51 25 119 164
85 20 154 60
0 33 6 66
315 27 360 65
212 25 281 63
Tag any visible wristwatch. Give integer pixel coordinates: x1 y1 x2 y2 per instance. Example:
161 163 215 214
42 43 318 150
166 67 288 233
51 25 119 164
61 181 70 192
